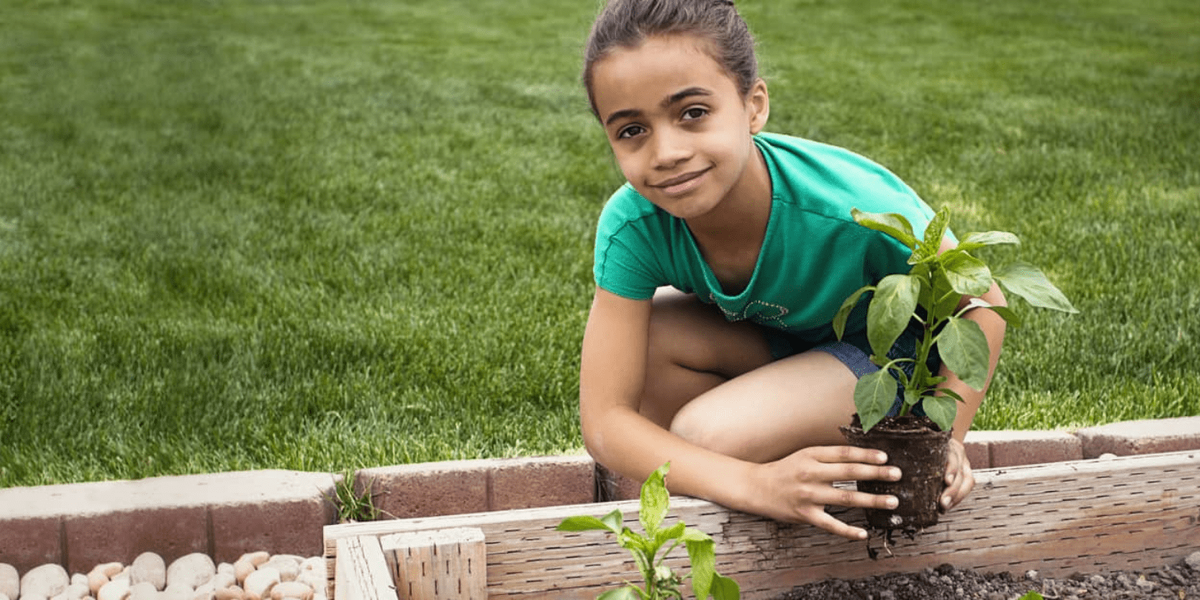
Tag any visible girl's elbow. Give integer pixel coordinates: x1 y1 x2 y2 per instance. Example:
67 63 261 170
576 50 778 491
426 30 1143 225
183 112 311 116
579 409 608 461
579 400 633 466
581 425 617 467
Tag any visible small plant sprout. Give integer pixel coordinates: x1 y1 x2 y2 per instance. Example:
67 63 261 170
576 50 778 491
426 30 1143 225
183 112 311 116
834 207 1077 433
557 463 740 600
323 470 386 523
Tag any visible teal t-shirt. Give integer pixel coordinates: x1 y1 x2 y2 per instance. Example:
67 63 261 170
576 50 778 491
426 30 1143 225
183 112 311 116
592 132 946 349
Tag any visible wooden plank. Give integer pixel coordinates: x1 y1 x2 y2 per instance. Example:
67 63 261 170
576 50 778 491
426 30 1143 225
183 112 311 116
380 528 487 600
335 536 400 600
326 450 1200 600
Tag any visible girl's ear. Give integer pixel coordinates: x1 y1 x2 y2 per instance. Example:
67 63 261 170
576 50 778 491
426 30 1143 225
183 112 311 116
747 78 770 135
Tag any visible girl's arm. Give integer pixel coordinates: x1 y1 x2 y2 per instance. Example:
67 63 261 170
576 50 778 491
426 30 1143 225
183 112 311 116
579 288 755 508
580 287 900 540
935 237 1009 510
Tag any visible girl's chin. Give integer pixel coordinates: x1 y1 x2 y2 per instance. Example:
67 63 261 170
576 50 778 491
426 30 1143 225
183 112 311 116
659 197 722 221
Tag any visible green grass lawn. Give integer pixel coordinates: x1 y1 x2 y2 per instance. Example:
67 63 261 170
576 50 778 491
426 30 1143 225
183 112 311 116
1 0 1197 487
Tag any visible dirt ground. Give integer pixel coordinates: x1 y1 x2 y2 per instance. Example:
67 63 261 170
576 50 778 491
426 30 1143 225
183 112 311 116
772 555 1200 600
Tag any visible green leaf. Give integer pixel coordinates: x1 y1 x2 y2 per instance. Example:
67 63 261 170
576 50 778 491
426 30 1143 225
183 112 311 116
852 208 918 249
618 528 646 552
1017 592 1045 600
558 510 623 535
854 368 898 432
901 386 922 414
937 317 990 391
941 251 993 297
867 274 920 358
937 387 965 404
925 263 958 322
653 521 686 547
597 586 642 600
640 463 670 536
962 297 1023 328
956 230 1020 252
921 395 957 433
913 206 950 263
710 574 741 600
680 527 712 543
601 509 625 534
623 532 653 577
685 537 716 600
993 263 1079 314
833 284 874 340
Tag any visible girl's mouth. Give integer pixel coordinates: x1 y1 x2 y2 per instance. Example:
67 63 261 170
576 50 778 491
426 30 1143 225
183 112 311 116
654 168 710 196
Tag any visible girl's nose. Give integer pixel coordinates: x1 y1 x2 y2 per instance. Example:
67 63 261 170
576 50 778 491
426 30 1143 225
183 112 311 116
651 129 691 169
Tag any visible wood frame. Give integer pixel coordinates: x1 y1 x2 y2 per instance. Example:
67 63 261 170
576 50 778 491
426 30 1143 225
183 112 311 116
325 451 1200 599
335 536 399 600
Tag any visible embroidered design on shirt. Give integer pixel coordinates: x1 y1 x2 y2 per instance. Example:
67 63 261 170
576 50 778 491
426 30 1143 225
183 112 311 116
710 294 790 328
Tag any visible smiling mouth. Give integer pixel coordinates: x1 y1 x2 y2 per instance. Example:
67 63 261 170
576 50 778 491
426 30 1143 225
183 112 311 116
653 168 710 195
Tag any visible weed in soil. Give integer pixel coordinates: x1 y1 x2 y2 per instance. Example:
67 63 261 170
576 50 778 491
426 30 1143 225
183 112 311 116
322 471 388 523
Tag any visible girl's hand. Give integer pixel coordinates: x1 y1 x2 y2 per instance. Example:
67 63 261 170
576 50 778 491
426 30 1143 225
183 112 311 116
940 438 975 512
749 445 903 541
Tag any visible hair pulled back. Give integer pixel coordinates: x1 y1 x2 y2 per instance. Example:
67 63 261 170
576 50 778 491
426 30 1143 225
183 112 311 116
582 0 758 118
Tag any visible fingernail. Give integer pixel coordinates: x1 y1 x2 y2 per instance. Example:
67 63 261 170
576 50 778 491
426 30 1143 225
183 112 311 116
890 468 902 480
942 496 951 508
857 529 868 540
877 452 888 463
886 496 899 509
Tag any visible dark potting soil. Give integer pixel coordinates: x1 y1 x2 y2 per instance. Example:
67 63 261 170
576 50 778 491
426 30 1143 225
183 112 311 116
771 555 1200 600
841 414 951 530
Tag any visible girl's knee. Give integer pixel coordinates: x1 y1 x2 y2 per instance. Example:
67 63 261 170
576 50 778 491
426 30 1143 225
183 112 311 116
668 404 738 456
667 407 710 447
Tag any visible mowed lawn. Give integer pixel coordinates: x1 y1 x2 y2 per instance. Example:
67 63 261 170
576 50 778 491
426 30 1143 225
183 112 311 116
0 0 1196 487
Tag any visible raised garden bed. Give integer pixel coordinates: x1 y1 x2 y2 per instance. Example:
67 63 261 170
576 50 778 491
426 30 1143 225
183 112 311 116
324 450 1199 599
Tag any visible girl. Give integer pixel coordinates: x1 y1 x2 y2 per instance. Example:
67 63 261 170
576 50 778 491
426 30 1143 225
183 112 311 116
578 0 1007 541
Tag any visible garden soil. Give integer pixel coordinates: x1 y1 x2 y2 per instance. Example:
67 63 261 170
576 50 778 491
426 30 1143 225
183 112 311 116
772 554 1200 599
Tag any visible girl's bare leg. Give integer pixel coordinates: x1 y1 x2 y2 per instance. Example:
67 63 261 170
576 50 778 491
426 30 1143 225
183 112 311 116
640 288 859 463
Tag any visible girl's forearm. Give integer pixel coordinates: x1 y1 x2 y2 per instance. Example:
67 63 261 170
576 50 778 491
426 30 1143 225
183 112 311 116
582 404 759 512
943 283 1008 442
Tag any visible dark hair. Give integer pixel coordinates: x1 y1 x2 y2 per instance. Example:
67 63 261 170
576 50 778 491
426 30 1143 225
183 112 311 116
582 0 759 117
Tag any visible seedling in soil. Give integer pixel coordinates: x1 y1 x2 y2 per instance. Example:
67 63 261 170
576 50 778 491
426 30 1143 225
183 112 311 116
834 207 1077 433
557 463 740 600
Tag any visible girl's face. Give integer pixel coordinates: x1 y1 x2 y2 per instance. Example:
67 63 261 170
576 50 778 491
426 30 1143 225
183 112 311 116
590 34 769 221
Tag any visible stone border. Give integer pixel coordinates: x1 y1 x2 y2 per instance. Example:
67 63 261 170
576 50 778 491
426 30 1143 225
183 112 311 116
3 417 1198 578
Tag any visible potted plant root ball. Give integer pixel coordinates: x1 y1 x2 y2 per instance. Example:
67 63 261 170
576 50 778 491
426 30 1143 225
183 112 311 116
833 207 1077 532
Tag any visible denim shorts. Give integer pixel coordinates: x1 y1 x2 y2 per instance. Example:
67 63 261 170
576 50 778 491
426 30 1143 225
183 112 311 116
765 326 942 417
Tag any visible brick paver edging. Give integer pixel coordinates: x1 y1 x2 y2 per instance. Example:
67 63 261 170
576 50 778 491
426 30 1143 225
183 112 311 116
2 416 1198 576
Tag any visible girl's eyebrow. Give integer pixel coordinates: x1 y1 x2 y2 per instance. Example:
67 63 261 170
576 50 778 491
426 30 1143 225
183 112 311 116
603 86 714 127
664 86 713 107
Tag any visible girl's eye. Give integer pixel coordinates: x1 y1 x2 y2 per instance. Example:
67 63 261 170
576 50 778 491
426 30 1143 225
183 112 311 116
682 106 708 120
617 124 645 139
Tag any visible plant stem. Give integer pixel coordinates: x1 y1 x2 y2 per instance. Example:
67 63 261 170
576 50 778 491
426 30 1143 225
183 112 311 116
907 283 945 417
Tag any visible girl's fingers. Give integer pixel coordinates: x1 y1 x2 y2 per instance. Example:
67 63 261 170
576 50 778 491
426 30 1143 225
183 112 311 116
807 446 902 483
843 463 903 484
941 441 975 510
945 460 974 509
803 507 870 541
802 485 899 511
808 445 890 466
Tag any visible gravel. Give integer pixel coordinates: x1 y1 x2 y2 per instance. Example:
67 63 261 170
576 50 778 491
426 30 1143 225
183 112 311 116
773 552 1200 600
1 552 326 600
